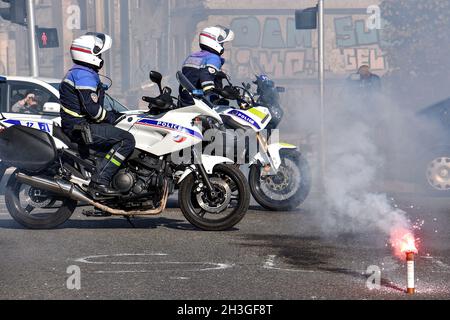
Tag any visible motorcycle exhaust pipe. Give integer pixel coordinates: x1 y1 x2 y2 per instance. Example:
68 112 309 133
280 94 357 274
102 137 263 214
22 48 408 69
15 173 169 216
16 173 93 204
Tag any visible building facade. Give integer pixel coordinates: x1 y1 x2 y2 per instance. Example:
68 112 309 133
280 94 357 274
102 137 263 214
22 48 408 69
1 0 385 106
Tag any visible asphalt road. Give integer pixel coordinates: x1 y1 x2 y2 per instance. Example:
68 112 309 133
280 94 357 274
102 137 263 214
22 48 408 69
0 192 449 300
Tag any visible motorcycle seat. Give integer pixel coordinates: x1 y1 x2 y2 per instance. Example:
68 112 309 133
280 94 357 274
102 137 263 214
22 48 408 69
53 125 80 150
53 125 103 158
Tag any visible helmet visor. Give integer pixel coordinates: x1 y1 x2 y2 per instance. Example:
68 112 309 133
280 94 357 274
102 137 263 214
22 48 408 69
86 32 112 55
216 26 235 44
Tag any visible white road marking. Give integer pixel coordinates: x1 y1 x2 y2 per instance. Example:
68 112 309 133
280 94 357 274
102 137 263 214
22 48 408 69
73 253 234 274
170 277 191 280
74 253 169 265
93 262 233 274
263 255 276 268
263 255 316 273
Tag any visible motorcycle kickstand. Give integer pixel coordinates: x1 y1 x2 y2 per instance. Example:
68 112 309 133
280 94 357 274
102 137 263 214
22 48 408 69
124 216 136 228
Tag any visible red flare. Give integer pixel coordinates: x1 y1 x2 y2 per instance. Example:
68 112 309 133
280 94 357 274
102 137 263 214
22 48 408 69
406 252 415 294
390 228 418 260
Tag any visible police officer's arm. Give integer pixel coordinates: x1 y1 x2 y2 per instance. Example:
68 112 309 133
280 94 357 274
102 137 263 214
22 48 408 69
200 54 224 93
199 67 217 94
77 77 116 124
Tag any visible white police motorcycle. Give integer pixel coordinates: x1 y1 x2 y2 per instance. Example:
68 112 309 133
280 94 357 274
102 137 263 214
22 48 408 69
211 74 312 211
0 71 250 231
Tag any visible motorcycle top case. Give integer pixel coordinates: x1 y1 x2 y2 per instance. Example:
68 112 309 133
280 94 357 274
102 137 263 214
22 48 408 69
0 125 57 173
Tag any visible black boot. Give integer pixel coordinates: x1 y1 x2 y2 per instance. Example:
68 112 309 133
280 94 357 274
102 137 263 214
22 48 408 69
89 182 121 196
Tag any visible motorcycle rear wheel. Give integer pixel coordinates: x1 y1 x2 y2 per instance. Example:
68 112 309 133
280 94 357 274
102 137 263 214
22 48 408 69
5 172 77 230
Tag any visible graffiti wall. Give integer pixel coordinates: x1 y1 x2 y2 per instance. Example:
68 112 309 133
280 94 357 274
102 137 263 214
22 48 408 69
198 12 387 80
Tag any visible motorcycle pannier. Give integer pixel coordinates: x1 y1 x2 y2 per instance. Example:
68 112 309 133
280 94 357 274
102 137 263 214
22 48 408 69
0 125 57 173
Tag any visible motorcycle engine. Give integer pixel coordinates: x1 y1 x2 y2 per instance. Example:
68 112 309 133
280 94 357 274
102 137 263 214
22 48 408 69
112 166 168 196
112 169 135 193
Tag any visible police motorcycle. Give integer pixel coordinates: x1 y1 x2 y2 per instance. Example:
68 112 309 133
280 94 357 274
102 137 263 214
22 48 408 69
0 71 250 231
210 73 312 211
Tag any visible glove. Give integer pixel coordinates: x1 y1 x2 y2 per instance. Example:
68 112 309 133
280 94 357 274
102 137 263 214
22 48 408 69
218 86 239 100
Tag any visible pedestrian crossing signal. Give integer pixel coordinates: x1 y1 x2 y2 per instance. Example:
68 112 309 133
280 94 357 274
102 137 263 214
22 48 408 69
37 28 59 48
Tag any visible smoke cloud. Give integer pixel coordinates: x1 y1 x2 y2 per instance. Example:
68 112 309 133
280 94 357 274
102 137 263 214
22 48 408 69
284 77 445 254
319 90 411 236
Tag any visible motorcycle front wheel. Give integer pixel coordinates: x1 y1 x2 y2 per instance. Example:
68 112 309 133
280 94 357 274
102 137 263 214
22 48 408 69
178 164 250 231
249 151 312 211
5 172 77 229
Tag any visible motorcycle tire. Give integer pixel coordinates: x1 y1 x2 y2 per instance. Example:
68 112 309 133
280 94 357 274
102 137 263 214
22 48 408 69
5 172 77 230
249 151 311 211
179 164 250 231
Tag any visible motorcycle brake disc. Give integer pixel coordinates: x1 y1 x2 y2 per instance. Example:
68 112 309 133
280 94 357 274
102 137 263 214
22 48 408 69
24 186 53 209
196 178 232 213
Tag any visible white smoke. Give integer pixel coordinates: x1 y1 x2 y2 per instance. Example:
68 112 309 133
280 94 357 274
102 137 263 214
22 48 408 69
320 93 411 235
295 86 419 238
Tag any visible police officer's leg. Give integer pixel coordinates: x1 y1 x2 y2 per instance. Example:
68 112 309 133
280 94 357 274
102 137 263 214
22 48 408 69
88 123 136 194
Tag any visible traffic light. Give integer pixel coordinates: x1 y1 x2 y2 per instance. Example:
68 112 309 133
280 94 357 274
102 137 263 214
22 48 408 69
295 7 318 30
37 28 59 48
0 0 27 25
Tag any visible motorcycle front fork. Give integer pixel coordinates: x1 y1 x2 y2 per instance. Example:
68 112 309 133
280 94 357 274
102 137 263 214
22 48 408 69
192 148 217 198
256 133 278 176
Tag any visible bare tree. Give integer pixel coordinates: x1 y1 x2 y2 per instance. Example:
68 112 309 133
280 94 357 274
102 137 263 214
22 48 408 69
380 0 450 106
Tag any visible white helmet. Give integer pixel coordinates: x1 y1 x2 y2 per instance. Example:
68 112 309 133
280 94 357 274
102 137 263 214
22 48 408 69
70 32 112 69
199 26 235 55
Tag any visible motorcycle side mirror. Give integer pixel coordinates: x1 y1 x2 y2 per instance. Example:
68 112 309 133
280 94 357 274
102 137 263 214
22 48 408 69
150 71 163 93
243 83 251 91
43 102 61 113
276 87 285 93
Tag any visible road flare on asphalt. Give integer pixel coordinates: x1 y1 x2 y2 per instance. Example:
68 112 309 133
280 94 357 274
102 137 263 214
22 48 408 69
390 228 418 294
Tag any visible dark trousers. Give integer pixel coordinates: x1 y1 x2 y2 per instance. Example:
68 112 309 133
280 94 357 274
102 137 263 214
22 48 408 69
88 123 136 185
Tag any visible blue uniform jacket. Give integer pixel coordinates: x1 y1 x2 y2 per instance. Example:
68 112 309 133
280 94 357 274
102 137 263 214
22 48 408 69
179 50 225 106
59 64 115 133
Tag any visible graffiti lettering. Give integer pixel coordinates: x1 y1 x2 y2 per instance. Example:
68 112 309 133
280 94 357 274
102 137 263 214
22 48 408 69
335 16 379 48
220 14 387 79
231 17 312 49
342 48 386 71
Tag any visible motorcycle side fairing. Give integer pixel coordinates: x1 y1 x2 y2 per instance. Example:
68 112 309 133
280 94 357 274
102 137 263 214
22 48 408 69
115 100 220 156
219 106 272 132
176 154 234 184
250 143 298 176
113 101 234 184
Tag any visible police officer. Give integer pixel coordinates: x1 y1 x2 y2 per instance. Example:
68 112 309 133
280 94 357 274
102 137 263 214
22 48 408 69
179 26 235 107
59 32 135 196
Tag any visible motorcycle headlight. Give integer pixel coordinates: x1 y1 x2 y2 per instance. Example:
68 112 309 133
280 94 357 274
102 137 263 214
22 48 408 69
244 92 253 104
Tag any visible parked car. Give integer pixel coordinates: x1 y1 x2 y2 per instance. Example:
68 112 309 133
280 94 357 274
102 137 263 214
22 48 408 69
415 97 450 196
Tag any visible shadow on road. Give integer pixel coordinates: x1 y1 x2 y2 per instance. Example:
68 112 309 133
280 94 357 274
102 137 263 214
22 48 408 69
0 216 199 231
0 214 240 232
